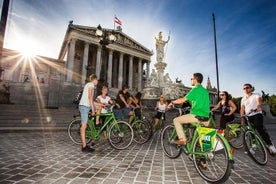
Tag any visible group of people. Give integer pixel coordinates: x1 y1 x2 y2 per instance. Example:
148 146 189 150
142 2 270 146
78 73 276 155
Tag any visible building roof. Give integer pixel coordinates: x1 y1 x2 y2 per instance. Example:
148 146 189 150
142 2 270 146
58 22 153 60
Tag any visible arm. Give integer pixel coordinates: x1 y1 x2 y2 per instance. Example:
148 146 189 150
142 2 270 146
119 94 129 108
225 100 237 116
210 101 221 112
240 103 245 125
168 97 187 107
256 96 262 112
88 87 95 114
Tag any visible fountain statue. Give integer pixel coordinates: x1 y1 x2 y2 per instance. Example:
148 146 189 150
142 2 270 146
143 32 188 102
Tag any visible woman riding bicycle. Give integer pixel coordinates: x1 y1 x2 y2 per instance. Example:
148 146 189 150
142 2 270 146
211 91 237 134
152 95 168 132
240 83 276 155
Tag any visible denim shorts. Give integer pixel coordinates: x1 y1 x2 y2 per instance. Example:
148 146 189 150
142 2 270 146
79 105 91 123
114 107 131 121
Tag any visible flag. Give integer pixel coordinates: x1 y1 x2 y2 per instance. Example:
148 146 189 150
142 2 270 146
114 16 122 26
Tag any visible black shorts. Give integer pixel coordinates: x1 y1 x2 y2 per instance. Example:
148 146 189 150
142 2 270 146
155 111 165 120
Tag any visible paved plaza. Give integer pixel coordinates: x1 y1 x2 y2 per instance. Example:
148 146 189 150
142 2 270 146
0 125 276 184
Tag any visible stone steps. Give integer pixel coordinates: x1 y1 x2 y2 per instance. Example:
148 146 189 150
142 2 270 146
0 104 78 131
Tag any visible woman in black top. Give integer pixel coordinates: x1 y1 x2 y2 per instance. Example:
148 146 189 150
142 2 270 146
211 91 237 132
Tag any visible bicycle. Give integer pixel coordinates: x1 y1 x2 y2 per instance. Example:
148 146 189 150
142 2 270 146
242 110 270 165
67 104 134 150
129 107 151 144
161 107 234 183
212 112 244 149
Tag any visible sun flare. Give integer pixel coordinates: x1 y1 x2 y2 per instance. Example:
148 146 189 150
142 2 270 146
16 38 38 58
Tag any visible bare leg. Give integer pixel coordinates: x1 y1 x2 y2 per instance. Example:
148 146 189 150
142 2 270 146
152 118 159 130
80 123 87 148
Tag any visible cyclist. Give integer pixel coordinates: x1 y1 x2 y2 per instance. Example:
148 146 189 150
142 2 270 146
152 95 168 132
79 74 99 152
211 91 237 134
129 92 143 119
240 83 276 155
168 73 210 146
114 85 134 122
96 86 113 139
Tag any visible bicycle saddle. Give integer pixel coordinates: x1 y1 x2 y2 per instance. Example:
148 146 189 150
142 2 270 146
195 116 209 122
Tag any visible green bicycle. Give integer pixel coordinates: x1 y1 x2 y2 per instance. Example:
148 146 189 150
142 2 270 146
129 107 151 144
67 105 134 150
242 111 269 165
161 108 234 183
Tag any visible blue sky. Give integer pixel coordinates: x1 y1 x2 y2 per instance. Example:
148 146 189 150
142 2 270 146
2 0 276 97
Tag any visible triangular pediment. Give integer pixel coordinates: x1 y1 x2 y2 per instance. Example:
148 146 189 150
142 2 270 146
69 24 153 55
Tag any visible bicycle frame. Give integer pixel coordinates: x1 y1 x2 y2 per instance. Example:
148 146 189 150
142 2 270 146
244 116 267 147
169 121 234 160
86 109 119 141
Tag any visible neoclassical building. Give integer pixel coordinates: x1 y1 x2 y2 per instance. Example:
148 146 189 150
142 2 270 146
59 22 153 92
0 22 153 107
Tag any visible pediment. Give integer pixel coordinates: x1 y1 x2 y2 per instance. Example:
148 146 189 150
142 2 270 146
70 24 152 55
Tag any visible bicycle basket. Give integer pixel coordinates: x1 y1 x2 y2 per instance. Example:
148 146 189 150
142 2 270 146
197 127 217 152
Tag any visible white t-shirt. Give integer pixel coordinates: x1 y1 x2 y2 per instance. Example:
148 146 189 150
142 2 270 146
79 82 95 107
157 102 166 113
241 93 261 116
97 95 111 113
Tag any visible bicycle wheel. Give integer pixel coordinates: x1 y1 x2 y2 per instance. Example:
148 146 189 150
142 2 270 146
67 117 92 145
228 125 244 149
192 134 232 183
161 125 182 159
243 130 268 165
132 120 151 144
108 121 133 150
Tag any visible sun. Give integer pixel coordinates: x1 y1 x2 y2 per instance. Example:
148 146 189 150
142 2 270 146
16 38 38 58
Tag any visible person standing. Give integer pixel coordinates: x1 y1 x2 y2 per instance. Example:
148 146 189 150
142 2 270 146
168 73 210 146
79 74 98 152
211 91 237 133
240 83 276 155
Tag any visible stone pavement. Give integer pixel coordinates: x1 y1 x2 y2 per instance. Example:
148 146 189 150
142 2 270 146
0 129 276 184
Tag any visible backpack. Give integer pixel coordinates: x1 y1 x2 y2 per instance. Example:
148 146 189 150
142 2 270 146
74 89 83 104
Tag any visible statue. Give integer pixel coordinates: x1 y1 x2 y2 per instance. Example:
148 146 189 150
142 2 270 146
164 73 172 85
155 32 170 63
261 90 269 104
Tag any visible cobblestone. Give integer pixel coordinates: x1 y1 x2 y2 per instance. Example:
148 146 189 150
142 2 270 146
0 129 276 184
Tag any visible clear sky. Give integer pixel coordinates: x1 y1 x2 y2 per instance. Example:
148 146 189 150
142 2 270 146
1 0 276 98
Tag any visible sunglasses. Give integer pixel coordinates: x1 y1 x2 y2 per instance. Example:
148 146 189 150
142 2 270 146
243 87 250 90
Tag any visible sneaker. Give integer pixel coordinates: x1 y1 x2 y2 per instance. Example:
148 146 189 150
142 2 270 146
268 145 276 155
81 146 95 152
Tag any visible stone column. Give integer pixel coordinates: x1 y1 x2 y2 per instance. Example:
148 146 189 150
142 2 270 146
146 61 150 79
128 56 133 90
118 52 124 89
81 42 89 84
107 49 113 88
66 38 76 82
95 46 102 79
138 58 142 91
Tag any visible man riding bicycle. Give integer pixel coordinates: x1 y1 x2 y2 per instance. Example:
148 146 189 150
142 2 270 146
168 73 210 146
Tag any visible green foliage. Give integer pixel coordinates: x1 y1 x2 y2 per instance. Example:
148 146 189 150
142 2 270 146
268 95 276 116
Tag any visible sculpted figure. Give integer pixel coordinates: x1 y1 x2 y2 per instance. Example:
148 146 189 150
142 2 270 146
155 32 170 63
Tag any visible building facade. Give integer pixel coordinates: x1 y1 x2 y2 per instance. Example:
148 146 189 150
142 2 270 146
59 22 153 92
0 22 153 107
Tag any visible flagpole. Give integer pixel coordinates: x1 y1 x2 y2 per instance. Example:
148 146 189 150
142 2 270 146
114 15 116 30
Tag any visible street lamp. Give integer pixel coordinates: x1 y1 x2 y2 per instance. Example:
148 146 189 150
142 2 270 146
95 24 116 46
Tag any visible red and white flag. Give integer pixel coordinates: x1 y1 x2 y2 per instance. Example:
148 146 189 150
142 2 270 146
114 16 122 26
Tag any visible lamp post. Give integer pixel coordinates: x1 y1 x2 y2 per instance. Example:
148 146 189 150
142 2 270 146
212 13 220 103
94 25 117 95
95 24 116 46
